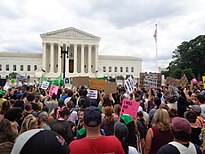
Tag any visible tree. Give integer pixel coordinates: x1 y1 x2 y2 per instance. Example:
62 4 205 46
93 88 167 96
167 35 205 79
183 69 195 81
9 72 19 79
172 68 183 79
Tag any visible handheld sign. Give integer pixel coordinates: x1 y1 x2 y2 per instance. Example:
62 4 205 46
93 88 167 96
124 76 135 94
120 99 140 119
49 85 59 97
41 81 50 90
87 89 98 99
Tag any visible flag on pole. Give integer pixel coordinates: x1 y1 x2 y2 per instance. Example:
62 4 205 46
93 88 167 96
153 24 157 42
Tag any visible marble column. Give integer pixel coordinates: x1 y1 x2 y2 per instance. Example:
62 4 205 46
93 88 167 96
95 45 99 72
50 43 54 73
58 44 62 73
88 44 92 73
81 44 85 73
74 44 77 73
65 44 69 73
42 42 47 72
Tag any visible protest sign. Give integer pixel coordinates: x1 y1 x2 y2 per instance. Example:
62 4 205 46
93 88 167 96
72 76 89 87
202 76 205 89
90 79 106 91
120 99 140 119
192 78 198 84
124 76 135 94
64 78 72 89
87 89 98 99
16 75 27 83
41 81 50 90
180 74 188 88
104 82 117 94
165 77 180 87
49 85 59 97
140 73 161 89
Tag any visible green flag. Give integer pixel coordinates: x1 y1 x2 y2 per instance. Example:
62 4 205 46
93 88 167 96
77 127 86 136
53 75 64 86
41 75 48 85
97 76 108 80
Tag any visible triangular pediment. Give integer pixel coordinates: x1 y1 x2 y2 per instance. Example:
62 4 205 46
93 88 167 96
40 27 100 40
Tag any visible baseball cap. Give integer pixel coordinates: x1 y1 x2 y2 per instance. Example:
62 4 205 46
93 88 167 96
189 105 201 113
171 117 191 134
114 122 128 138
84 106 102 127
38 111 48 121
11 129 68 154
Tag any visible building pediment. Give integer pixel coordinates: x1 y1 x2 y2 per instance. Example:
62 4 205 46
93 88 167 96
40 27 100 41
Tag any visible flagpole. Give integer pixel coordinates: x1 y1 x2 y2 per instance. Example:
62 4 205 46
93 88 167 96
155 24 158 73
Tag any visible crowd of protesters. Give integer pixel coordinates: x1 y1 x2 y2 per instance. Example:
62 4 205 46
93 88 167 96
0 81 205 154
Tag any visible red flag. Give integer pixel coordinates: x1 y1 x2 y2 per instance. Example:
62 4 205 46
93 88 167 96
153 24 157 42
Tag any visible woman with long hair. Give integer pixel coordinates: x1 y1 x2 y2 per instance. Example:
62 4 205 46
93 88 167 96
0 119 17 143
144 108 174 154
114 122 138 154
101 106 117 135
19 114 38 134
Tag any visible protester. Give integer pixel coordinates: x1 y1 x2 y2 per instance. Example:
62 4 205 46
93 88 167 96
44 93 58 114
0 90 7 111
69 106 124 154
158 117 202 154
188 104 205 127
114 122 138 154
51 108 73 145
0 119 17 143
144 108 174 154
38 111 51 130
184 111 202 146
101 106 117 136
19 114 38 134
120 114 138 151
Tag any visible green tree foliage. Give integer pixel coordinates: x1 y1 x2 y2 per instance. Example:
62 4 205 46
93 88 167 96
172 68 183 79
183 69 195 81
167 35 205 79
9 72 19 79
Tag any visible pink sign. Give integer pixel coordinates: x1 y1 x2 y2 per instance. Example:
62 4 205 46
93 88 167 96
199 81 203 85
120 99 140 119
49 85 59 97
192 78 198 84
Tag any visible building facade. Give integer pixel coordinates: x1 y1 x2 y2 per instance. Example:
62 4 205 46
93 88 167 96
0 27 142 81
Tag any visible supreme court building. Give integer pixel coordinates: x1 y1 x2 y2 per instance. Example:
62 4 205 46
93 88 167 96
0 27 142 81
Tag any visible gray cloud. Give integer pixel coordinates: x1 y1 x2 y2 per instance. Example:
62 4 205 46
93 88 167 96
0 0 205 72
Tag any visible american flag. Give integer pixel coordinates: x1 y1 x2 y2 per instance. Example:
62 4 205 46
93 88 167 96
153 24 157 43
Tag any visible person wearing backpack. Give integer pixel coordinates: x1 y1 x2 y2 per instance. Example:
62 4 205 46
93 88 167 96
158 117 202 154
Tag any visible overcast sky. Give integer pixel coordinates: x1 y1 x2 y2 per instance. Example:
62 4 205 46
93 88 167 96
0 0 205 72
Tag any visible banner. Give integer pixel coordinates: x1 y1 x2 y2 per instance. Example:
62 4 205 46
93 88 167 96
87 89 98 99
120 99 140 119
90 79 106 91
49 85 59 97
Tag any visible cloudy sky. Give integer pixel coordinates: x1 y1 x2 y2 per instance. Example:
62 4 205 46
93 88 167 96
0 0 205 72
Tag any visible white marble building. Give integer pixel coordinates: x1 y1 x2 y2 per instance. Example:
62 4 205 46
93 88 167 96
0 27 142 81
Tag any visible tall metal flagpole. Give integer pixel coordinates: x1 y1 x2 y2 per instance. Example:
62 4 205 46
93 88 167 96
154 24 158 73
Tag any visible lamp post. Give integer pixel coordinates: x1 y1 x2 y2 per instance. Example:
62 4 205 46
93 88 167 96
60 43 69 79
